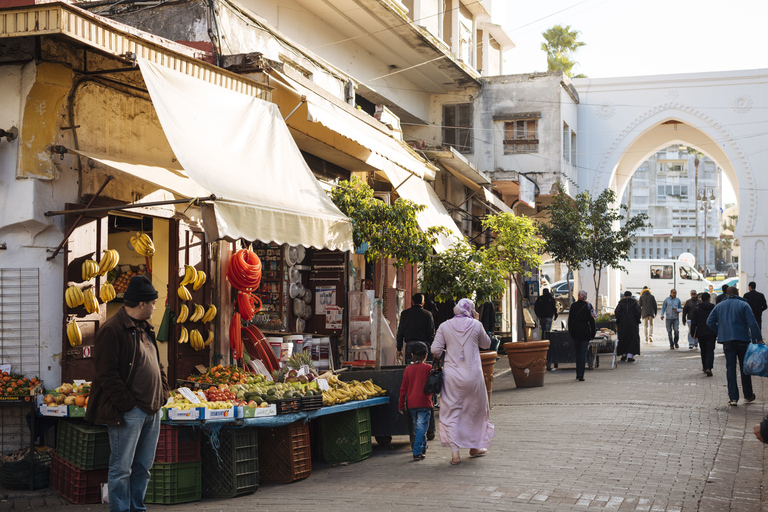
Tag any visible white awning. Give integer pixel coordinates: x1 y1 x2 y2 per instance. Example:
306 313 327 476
137 58 353 251
381 161 463 252
483 189 512 213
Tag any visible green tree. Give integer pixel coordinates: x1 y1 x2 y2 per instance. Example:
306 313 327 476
482 212 545 277
329 177 447 267
541 25 586 78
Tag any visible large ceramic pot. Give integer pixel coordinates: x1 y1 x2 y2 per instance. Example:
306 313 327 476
479 351 498 407
503 340 550 388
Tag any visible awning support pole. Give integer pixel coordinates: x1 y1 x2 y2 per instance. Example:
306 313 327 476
47 176 114 260
284 96 307 121
44 195 217 217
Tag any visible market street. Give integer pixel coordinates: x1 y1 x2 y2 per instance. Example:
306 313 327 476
6 316 768 512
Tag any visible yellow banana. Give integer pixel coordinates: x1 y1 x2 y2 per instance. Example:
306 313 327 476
177 326 188 344
177 285 192 301
191 304 202 322
99 282 116 303
177 304 189 323
83 288 100 315
98 249 119 276
82 260 97 281
139 233 155 255
180 265 196 286
192 270 207 291
190 329 203 350
67 320 82 347
204 330 214 347
201 305 217 324
65 285 85 308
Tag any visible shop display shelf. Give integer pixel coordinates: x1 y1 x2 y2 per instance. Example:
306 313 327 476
154 425 201 463
0 449 51 490
300 395 323 411
320 407 372 464
56 420 110 470
144 461 201 504
275 397 301 415
201 427 258 498
49 451 108 504
258 421 311 484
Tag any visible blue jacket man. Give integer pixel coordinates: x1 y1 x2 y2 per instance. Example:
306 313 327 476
660 289 682 349
707 287 763 405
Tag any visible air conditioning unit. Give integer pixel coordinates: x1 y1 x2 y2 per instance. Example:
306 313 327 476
373 192 390 205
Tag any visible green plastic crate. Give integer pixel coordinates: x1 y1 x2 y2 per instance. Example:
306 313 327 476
56 420 110 470
144 461 201 504
201 427 258 498
0 449 51 490
320 408 372 464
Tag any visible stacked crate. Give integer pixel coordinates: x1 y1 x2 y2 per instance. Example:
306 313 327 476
145 425 202 504
258 421 311 483
320 408 372 464
49 420 110 504
201 427 258 497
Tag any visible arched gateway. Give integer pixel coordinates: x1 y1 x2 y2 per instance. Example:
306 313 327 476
574 70 768 312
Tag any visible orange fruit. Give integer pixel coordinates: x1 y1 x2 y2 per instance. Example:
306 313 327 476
75 395 86 407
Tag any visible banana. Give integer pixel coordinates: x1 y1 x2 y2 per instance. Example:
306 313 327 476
65 285 85 308
180 265 196 286
131 233 155 256
190 304 201 322
201 304 217 324
98 249 120 276
190 329 203 351
139 233 155 255
187 303 199 322
196 304 206 322
83 288 100 315
81 260 99 281
99 282 116 303
177 326 188 344
66 320 82 347
177 304 189 323
204 330 214 347
192 270 207 291
177 285 192 301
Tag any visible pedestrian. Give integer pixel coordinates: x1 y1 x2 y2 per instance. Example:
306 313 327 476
534 288 558 335
708 284 717 304
615 291 641 362
690 292 717 377
398 342 433 461
431 298 494 465
716 283 729 304
661 289 682 349
568 290 597 382
682 289 702 349
706 286 763 406
397 293 435 364
478 300 499 352
638 286 657 343
743 281 768 328
85 275 169 512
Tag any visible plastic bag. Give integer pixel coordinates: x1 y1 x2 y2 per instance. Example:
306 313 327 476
743 342 768 377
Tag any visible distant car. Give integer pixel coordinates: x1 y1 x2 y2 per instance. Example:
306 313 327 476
546 279 575 314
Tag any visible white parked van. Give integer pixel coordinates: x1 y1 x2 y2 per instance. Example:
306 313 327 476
619 259 714 300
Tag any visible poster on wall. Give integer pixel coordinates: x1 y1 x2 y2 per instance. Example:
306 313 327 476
325 305 343 330
315 286 336 315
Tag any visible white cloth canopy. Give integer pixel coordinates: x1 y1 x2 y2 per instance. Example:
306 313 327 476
137 58 353 251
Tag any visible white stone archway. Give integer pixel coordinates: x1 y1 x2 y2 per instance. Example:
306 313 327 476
575 70 768 312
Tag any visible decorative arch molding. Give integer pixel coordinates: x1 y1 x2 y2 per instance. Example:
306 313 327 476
749 239 767 284
590 102 757 235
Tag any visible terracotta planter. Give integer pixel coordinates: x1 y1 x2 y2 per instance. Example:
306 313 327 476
479 351 498 407
503 340 550 388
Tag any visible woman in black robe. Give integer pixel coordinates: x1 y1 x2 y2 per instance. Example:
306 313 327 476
615 291 642 362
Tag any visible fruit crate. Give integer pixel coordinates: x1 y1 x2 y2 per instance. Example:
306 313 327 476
300 394 323 411
201 427 258 498
56 420 110 470
144 461 201 504
320 407 372 464
49 451 108 504
0 448 51 490
257 421 311 484
275 397 301 415
155 425 201 463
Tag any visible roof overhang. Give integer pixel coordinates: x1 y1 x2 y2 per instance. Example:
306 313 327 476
481 22 515 49
423 146 491 188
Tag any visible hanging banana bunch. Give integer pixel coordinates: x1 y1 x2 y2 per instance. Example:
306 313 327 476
81 260 99 281
100 282 116 303
97 249 120 276
130 232 155 256
65 285 85 309
66 320 82 347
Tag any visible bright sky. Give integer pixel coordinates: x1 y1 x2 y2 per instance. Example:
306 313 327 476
494 0 761 204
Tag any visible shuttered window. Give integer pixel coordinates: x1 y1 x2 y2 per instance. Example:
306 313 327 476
443 103 473 154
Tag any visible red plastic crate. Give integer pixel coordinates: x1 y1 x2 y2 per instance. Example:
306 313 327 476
154 425 201 463
49 451 108 504
258 421 311 484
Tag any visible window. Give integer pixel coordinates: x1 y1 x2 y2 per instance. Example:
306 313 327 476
657 185 688 201
650 265 673 279
443 104 473 153
563 122 570 162
504 119 538 154
571 130 577 165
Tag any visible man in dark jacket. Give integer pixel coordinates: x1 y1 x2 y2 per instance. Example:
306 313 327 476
615 291 641 362
690 293 717 376
534 288 559 335
682 290 702 349
568 290 597 382
85 275 169 512
743 281 768 328
397 293 435 364
638 286 657 343
716 283 729 304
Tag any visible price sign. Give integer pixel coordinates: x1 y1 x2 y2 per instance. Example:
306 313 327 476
317 378 330 392
178 387 201 404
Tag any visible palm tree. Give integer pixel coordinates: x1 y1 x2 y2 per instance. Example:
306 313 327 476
541 25 586 78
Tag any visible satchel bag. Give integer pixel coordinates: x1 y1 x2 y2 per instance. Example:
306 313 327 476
744 342 768 377
423 352 445 395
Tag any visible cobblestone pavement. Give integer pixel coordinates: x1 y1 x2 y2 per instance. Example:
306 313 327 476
4 318 768 511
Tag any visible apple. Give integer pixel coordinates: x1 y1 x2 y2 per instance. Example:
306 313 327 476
247 400 257 409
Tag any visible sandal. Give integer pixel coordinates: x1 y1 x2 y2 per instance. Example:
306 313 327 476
469 449 487 458
450 458 461 465
450 451 461 465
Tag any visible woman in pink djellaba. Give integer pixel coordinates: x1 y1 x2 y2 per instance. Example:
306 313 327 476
431 298 495 465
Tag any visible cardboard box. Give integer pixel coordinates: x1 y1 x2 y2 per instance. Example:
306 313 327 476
167 408 202 421
238 404 276 418
200 406 236 420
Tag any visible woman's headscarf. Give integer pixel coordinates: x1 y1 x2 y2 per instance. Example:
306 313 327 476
453 298 475 318
577 290 598 318
577 290 588 301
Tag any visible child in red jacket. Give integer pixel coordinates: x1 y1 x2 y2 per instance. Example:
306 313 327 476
398 342 433 460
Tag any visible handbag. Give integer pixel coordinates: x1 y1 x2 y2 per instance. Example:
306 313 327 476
744 342 768 377
423 352 445 395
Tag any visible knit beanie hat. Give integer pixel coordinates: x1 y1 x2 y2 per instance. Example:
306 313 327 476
124 275 158 302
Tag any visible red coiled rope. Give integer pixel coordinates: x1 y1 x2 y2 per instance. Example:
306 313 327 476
226 248 262 292
237 292 262 321
229 311 242 361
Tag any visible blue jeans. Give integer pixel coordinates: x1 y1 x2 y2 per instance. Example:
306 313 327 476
687 320 697 348
540 318 553 334
107 407 162 512
722 341 754 401
665 317 679 347
409 408 431 457
574 339 589 379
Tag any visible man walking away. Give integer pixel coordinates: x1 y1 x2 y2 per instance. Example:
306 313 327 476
690 293 717 376
744 281 768 328
716 283 729 304
638 286 657 343
615 291 641 362
85 276 169 512
661 289 682 349
707 286 763 406
682 290 702 349
534 288 559 335
397 293 436 364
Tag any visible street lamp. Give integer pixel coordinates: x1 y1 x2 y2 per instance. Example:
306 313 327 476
698 187 715 274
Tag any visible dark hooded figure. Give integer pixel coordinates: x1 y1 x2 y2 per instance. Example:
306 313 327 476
615 290 642 362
